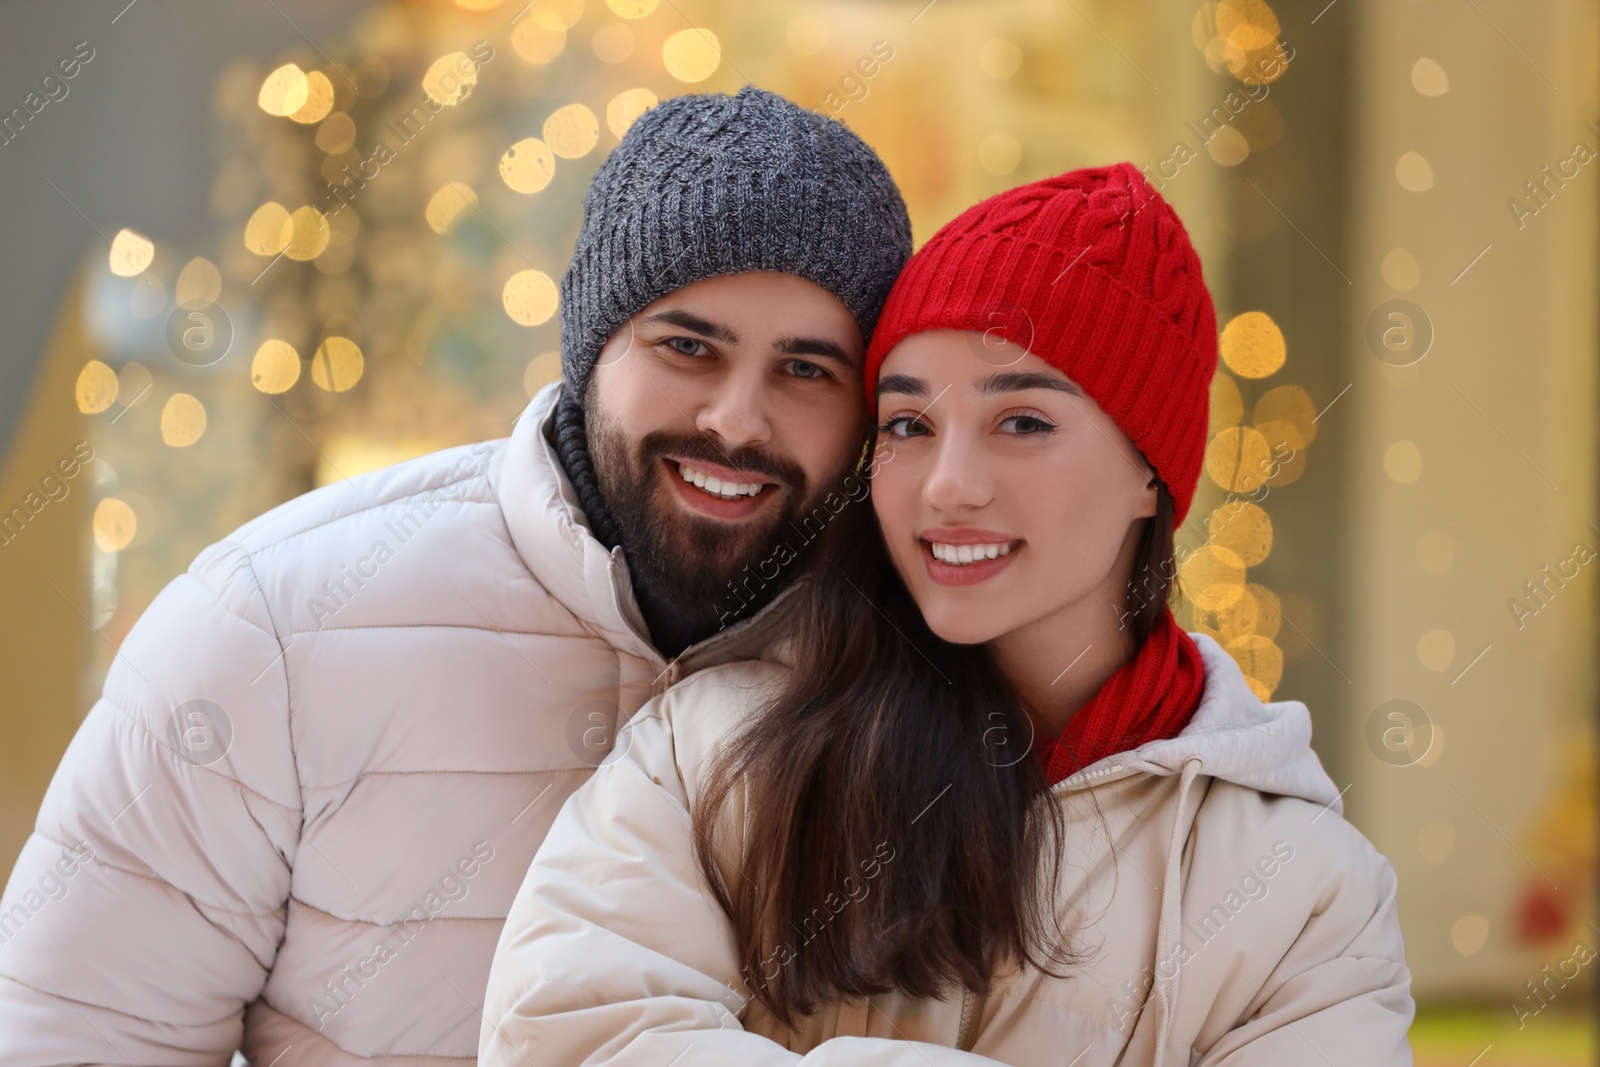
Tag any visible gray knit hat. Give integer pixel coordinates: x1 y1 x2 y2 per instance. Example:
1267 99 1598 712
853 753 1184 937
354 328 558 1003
558 84 913 402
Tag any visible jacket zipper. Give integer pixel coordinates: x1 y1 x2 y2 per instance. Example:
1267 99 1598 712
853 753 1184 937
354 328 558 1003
956 987 979 1050
637 575 805 696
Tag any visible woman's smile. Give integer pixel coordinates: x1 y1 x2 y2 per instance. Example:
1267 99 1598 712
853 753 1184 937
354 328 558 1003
918 525 1024 586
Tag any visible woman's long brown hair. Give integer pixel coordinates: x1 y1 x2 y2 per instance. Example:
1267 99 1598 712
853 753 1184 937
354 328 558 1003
692 457 1177 1028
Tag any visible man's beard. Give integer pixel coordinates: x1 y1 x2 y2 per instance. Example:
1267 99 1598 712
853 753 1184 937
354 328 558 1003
586 396 856 638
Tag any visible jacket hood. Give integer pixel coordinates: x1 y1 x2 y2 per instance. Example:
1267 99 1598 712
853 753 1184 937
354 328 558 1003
1060 631 1343 815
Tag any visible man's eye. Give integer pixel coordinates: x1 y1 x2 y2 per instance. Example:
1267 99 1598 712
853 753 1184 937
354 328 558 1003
666 337 705 356
789 360 832 381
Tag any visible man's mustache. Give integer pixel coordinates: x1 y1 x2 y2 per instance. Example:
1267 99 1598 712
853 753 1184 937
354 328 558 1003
637 430 805 489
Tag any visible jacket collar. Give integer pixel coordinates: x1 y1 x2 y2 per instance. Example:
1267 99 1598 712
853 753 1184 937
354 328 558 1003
493 382 805 670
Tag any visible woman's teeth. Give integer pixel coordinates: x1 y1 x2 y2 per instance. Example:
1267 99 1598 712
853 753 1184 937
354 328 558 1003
928 541 1013 565
677 462 766 499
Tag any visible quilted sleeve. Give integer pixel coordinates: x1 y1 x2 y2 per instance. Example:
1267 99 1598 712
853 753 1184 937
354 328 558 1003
0 539 302 1066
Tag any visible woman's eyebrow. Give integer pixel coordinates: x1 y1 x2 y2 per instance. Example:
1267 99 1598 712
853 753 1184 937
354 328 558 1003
876 372 927 398
976 371 1083 397
877 370 1083 399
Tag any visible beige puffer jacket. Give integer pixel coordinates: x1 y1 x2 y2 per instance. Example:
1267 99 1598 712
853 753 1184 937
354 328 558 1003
482 633 1415 1066
0 381 802 1065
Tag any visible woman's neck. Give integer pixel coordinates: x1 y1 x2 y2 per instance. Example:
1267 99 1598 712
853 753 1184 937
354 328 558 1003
987 538 1145 740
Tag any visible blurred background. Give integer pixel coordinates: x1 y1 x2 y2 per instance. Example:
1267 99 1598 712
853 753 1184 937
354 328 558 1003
0 0 1595 1061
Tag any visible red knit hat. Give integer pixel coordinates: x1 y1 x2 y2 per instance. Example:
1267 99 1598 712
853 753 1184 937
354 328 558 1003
864 163 1218 525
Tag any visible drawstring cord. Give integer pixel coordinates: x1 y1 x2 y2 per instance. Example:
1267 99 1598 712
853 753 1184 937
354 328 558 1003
1149 754 1204 1067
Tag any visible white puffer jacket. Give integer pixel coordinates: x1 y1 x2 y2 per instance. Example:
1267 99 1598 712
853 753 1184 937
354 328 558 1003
482 634 1416 1066
0 381 802 1065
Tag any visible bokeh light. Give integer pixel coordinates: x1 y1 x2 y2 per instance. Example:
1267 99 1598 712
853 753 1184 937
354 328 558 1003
663 28 721 82
109 229 153 277
1219 310 1285 378
160 393 207 447
311 336 364 392
500 138 557 193
503 269 558 326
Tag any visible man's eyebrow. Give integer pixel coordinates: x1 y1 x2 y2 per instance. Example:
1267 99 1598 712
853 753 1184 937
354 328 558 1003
876 370 1083 399
775 335 855 369
636 309 739 344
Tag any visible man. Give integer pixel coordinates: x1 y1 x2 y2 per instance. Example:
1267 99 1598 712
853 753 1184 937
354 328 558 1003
0 85 910 1064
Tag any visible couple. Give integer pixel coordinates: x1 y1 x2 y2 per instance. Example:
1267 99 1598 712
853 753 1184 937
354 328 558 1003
0 87 1412 1065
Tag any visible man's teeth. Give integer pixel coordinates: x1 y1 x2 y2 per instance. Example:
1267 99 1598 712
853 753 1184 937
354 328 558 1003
677 462 767 499
929 540 1014 565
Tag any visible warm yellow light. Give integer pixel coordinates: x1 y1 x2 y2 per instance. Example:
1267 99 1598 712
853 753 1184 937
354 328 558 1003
512 12 567 64
592 22 635 63
316 112 357 154
1396 151 1434 192
500 138 556 193
606 88 657 139
1180 544 1246 612
422 52 479 106
1411 57 1449 96
109 228 153 277
245 202 293 256
1248 585 1282 640
503 270 558 326
259 63 310 117
175 257 222 305
785 15 828 56
1206 126 1250 167
289 70 335 123
251 340 301 394
93 498 137 552
978 132 1021 175
312 336 364 392
1384 440 1422 483
76 360 118 414
161 393 207 447
1219 311 1285 378
544 104 599 159
1382 247 1420 289
978 39 1023 79
546 0 585 27
1209 372 1243 433
663 28 720 82
1252 384 1317 447
1215 0 1279 52
1227 633 1283 694
1417 629 1455 673
607 0 658 17
1204 425 1273 493
285 206 331 260
1207 501 1273 567
426 182 479 234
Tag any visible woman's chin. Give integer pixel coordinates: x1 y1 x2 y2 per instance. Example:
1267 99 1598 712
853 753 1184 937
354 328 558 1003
914 601 1008 647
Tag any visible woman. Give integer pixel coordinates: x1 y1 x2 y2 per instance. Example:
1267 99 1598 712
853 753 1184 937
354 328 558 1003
481 164 1415 1066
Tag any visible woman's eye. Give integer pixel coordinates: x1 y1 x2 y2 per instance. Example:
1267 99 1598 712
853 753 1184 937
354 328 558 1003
1000 414 1056 435
878 415 927 438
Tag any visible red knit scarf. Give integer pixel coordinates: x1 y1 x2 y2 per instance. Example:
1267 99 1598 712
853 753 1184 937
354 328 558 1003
1033 608 1207 785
